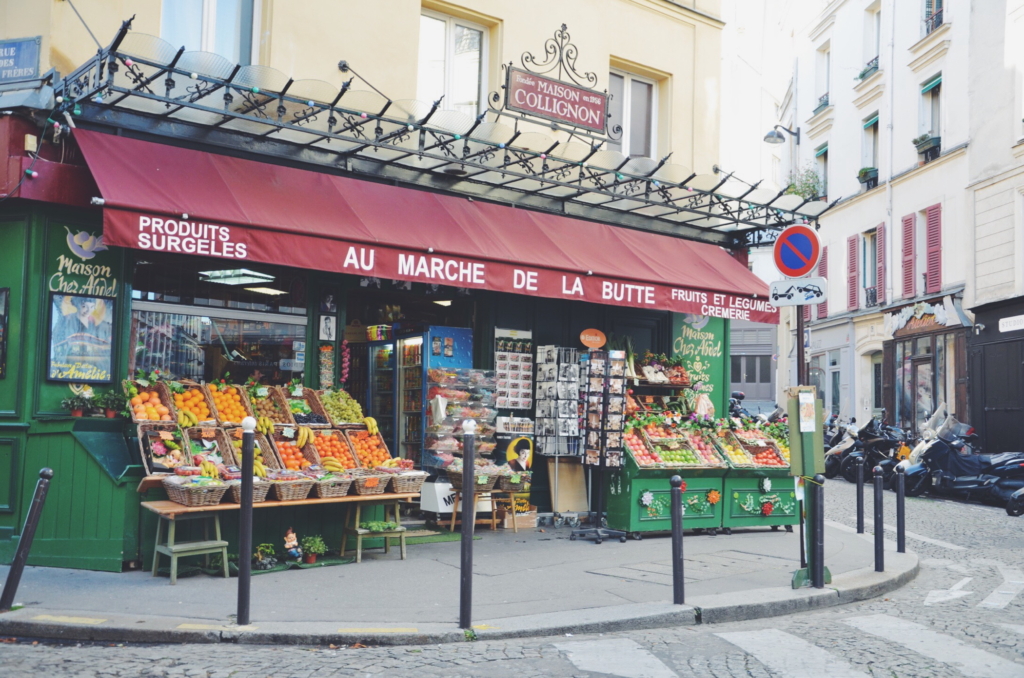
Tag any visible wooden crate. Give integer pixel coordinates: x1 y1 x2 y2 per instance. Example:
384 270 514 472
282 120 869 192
205 383 255 427
269 425 321 470
136 423 189 475
123 380 177 425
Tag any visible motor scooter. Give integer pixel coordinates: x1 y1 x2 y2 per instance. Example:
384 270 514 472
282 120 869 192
840 416 902 484
824 417 857 479
728 391 751 419
898 410 1024 505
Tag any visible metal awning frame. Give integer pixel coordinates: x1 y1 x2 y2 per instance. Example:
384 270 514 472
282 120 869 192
52 20 838 248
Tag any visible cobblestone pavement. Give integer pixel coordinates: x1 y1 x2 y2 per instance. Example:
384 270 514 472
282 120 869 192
2 482 1022 677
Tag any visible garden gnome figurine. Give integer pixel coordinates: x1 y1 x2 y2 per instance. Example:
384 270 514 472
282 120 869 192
284 527 303 560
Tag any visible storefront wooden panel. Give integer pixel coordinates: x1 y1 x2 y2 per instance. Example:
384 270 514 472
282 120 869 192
0 214 28 419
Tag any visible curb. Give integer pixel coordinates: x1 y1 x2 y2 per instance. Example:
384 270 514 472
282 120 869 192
0 553 917 646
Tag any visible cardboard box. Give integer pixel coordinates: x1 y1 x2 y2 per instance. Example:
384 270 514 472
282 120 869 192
502 512 538 529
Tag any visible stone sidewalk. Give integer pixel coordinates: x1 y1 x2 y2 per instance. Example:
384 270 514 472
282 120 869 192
0 522 917 645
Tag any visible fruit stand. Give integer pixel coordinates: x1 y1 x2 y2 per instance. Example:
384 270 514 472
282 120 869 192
606 408 797 536
717 426 798 531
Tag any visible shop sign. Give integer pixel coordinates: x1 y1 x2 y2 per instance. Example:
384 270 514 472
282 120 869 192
104 210 780 324
48 225 119 297
672 314 726 413
505 68 607 133
47 292 115 383
999 314 1024 333
0 37 40 83
579 328 606 348
887 297 964 337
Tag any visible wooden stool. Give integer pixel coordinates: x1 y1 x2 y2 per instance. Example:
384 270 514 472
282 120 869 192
152 513 229 585
448 491 498 532
341 500 406 563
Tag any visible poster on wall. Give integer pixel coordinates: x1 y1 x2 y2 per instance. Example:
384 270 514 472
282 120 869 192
0 288 8 379
47 292 115 383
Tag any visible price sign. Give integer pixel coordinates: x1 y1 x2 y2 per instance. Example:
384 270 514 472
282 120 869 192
364 477 379 488
283 427 295 439
256 387 269 398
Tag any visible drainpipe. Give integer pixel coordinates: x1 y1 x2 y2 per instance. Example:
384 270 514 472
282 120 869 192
885 0 896 305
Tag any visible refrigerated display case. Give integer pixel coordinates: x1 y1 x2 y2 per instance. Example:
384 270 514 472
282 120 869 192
366 340 396 453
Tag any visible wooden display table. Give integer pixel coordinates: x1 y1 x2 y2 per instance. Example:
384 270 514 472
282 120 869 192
141 491 420 583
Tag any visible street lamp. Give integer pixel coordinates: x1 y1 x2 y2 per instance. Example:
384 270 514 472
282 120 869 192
764 125 800 145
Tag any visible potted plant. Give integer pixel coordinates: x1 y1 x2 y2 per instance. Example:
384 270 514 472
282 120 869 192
300 535 326 564
100 391 127 418
60 394 91 418
857 167 878 183
913 133 941 153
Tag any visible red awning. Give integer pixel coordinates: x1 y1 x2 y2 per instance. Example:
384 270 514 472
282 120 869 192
74 129 778 323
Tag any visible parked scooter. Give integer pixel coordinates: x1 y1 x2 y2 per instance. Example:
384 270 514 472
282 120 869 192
898 408 1024 506
728 391 751 419
824 417 858 480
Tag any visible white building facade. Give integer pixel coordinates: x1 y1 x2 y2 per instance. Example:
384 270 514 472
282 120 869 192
771 0 973 433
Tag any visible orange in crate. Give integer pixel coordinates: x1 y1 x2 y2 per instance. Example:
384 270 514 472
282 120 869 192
208 384 248 422
316 432 357 469
130 390 171 421
277 441 311 471
349 430 390 468
173 388 211 422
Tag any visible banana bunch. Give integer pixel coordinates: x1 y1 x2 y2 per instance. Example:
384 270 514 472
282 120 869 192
364 417 379 435
253 458 267 478
256 416 274 435
322 457 345 473
296 426 315 448
380 457 400 468
177 410 199 427
199 460 219 478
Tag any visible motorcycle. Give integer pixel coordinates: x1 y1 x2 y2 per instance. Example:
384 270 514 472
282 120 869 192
898 409 1024 506
728 391 751 419
839 415 904 485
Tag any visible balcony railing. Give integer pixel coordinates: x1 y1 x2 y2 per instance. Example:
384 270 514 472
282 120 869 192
865 287 878 308
858 56 879 81
813 92 830 115
925 9 944 35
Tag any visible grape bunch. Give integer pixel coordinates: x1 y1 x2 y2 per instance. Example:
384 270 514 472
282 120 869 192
321 389 364 424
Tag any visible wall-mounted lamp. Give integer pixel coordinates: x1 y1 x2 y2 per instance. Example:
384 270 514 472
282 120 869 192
763 125 801 145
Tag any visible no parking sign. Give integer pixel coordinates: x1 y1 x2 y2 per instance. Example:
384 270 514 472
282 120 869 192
773 225 821 278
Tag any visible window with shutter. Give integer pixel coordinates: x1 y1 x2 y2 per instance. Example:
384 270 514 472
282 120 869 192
925 204 942 293
848 235 859 311
817 246 828 319
804 302 811 322
902 214 915 298
876 223 886 305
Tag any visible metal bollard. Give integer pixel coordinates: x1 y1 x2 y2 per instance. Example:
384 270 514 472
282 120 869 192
459 420 477 629
856 457 865 534
670 475 685 604
0 469 53 612
812 474 825 589
895 465 906 554
237 417 256 626
873 465 884 572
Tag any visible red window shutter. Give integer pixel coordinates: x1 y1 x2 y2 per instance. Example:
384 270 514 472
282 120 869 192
847 235 859 311
901 214 915 298
925 204 942 293
817 246 828 319
876 223 886 305
803 303 811 321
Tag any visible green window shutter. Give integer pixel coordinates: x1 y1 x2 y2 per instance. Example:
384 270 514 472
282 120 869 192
815 144 829 158
863 115 879 129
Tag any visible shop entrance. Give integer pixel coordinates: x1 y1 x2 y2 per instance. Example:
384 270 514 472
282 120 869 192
969 340 1024 454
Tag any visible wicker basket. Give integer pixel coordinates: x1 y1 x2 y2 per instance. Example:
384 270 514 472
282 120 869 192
389 471 428 494
314 389 366 428
175 380 218 425
137 423 190 475
206 383 255 427
343 428 392 468
223 428 283 470
314 474 354 498
269 426 321 469
162 477 229 506
183 427 232 467
282 387 332 428
227 480 273 504
312 429 360 471
247 386 297 426
123 380 178 425
447 468 497 493
348 469 390 495
497 474 531 493
270 478 315 501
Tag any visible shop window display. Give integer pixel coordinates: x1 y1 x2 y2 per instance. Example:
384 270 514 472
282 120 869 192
129 254 307 384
